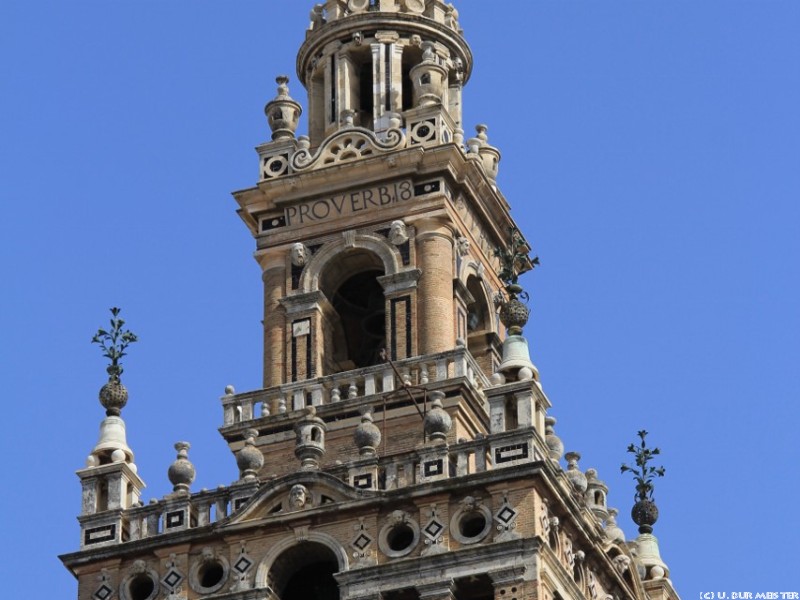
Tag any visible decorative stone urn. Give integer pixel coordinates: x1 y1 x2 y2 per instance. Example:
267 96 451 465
544 416 564 462
423 392 452 443
265 75 302 141
410 42 448 107
565 451 588 493
168 442 195 494
354 408 382 457
236 429 264 482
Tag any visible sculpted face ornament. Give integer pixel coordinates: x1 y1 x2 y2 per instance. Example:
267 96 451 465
289 484 308 509
613 554 632 574
389 220 409 245
290 243 309 267
456 235 470 257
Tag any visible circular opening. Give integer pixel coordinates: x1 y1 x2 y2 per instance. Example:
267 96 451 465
459 512 487 539
199 561 225 589
128 574 155 600
387 524 415 552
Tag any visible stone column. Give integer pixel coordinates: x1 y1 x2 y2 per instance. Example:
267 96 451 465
415 218 455 354
262 257 286 388
416 580 456 600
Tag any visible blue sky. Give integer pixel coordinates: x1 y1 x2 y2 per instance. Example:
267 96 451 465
1 1 799 598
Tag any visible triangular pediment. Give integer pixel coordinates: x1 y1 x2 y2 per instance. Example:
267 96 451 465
219 472 376 529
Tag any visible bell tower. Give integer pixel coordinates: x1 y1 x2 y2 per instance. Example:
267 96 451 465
236 0 517 394
62 4 680 600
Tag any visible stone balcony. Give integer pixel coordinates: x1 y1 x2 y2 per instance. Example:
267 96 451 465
221 346 490 428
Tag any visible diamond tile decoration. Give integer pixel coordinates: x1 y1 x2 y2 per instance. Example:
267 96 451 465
93 584 113 600
351 532 372 552
495 504 518 526
423 518 444 541
162 569 183 590
234 555 253 574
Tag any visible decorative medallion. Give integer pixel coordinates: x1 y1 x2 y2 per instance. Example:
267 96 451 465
93 571 114 600
494 494 520 541
161 568 183 592
351 519 374 559
423 516 445 542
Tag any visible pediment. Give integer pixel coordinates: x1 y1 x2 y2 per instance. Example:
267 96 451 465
219 472 375 528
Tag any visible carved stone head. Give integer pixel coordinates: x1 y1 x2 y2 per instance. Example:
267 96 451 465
389 220 409 245
289 484 308 509
290 243 309 267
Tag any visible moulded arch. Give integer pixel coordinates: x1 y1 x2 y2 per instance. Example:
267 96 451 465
254 531 350 589
299 233 401 294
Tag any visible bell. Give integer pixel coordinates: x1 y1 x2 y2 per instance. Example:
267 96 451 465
497 334 538 380
91 416 134 464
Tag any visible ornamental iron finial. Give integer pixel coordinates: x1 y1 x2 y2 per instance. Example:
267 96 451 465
91 307 138 416
620 430 666 534
91 307 138 380
494 227 539 335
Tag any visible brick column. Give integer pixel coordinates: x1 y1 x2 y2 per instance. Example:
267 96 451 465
415 218 455 354
489 567 530 600
262 258 286 388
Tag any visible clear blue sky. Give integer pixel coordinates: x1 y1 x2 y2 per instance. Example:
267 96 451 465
2 1 798 598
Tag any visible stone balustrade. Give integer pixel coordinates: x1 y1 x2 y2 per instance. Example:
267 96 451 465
222 347 489 427
78 427 542 549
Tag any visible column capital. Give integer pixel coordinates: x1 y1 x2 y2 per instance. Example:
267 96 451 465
378 269 422 295
416 580 456 600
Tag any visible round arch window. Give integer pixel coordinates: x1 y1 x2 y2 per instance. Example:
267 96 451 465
450 504 492 545
120 569 159 600
189 554 229 595
378 514 420 558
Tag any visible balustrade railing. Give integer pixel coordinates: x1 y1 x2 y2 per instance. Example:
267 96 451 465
222 347 489 427
82 426 546 549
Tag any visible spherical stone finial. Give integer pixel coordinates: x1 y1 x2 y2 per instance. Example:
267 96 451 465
489 372 506 386
518 366 534 381
631 498 659 534
565 451 588 493
224 385 235 395
544 416 564 462
424 392 452 443
354 407 382 457
99 379 128 417
111 449 126 463
650 565 666 580
499 296 530 335
236 429 264 482
168 441 195 495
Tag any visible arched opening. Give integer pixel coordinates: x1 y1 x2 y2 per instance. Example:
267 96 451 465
320 250 386 374
401 45 423 112
269 542 340 600
465 275 496 373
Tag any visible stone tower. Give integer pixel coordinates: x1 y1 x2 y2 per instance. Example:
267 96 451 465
61 3 680 600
